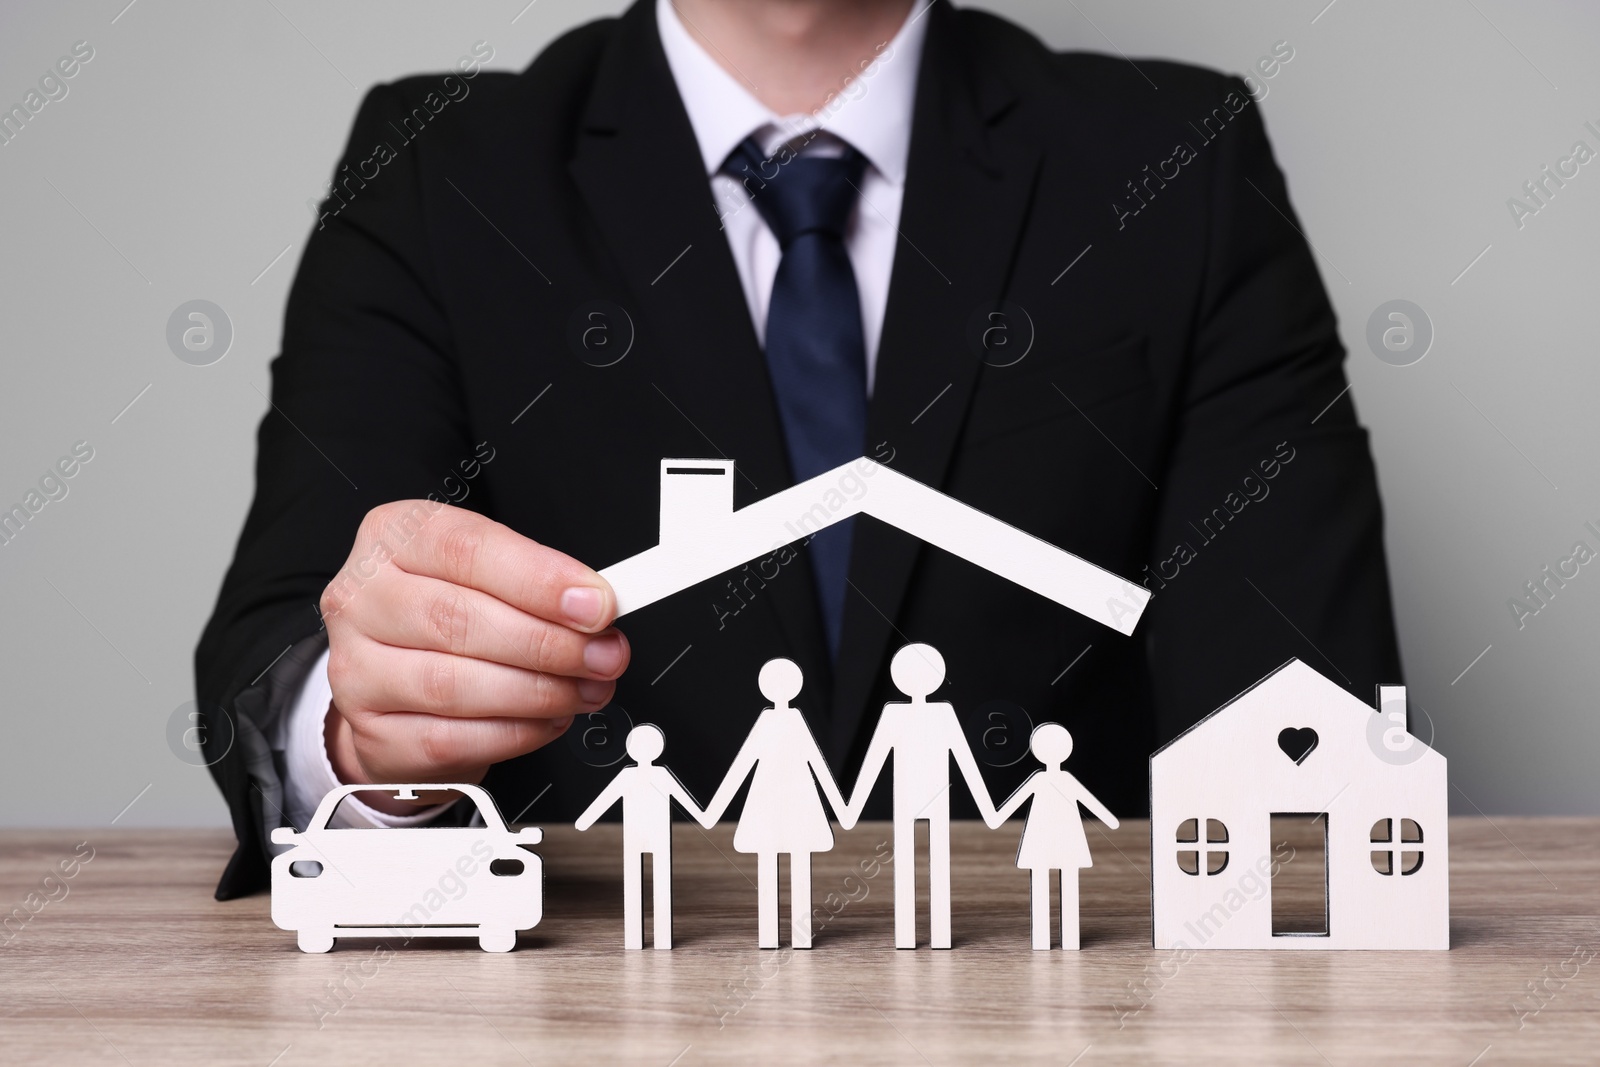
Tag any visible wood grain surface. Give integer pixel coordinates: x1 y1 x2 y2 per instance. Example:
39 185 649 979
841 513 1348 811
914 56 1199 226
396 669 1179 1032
1 818 1596 1065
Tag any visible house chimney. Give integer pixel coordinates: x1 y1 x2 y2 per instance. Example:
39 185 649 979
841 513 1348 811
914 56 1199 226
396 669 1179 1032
1377 684 1407 732
659 459 735 544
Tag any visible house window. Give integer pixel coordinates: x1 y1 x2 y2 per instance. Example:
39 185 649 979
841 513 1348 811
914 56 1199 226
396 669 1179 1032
1177 818 1229 875
1370 818 1424 875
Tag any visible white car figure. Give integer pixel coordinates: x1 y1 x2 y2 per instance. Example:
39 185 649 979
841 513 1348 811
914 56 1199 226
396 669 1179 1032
271 783 543 953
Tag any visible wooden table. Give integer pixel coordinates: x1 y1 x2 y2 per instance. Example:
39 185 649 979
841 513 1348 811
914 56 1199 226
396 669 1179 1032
1 819 1596 1065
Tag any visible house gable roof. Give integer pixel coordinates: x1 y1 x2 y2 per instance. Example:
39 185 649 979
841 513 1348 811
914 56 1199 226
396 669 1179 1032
1150 657 1442 767
598 457 1150 635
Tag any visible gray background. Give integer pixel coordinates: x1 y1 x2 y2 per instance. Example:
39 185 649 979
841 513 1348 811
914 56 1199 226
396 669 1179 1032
1 0 1595 827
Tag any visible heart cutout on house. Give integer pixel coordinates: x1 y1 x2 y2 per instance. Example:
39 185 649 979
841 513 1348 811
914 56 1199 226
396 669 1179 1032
1277 727 1318 765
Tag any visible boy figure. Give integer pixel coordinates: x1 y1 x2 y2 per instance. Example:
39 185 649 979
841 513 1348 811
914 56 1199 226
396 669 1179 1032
575 724 705 949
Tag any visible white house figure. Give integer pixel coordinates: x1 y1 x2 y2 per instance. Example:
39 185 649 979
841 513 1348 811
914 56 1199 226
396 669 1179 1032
599 457 1150 635
1150 659 1448 950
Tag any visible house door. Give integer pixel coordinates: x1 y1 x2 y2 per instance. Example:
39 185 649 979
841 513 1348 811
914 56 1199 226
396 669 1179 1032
1269 812 1329 937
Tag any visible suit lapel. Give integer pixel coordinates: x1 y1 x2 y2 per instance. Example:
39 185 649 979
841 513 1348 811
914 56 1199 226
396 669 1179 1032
829 0 1043 762
568 0 833 697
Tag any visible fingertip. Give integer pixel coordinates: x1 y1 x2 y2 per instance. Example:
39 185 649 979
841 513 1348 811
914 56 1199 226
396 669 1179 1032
581 629 629 678
560 584 615 632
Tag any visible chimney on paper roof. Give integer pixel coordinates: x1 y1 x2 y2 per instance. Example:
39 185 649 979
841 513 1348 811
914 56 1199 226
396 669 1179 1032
658 459 734 544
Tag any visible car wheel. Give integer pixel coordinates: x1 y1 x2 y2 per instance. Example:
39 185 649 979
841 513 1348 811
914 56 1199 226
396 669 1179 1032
479 929 516 953
298 930 335 953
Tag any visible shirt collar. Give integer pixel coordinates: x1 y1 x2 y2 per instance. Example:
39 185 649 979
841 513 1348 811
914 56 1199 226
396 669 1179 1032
656 0 929 186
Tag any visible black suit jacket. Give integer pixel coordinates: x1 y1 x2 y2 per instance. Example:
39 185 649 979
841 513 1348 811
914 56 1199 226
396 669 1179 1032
198 0 1401 898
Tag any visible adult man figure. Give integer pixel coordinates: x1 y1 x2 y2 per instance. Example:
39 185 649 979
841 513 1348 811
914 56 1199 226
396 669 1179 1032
842 644 997 949
197 0 1402 899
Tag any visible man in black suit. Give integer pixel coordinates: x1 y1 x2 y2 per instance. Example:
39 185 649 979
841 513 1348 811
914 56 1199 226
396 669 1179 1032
198 0 1400 898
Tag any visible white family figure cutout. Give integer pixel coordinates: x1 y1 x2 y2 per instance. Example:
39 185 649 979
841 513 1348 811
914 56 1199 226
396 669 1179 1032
847 644 998 950
986 724 1119 950
699 658 851 949
574 724 706 950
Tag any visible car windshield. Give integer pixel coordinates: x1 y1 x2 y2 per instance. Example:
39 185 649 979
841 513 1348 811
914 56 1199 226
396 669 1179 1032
318 787 500 830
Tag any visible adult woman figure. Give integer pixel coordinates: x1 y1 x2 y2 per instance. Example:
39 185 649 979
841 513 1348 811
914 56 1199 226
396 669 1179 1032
986 723 1119 950
699 658 850 949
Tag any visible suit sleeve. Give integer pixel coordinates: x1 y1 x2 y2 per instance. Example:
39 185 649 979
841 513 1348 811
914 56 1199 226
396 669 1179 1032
1142 77 1402 741
194 82 476 899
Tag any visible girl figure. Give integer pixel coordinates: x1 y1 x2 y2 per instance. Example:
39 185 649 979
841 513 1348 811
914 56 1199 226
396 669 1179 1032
986 723 1119 950
699 658 850 949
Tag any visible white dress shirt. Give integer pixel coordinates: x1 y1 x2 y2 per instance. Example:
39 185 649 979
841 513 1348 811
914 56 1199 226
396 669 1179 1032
277 0 930 830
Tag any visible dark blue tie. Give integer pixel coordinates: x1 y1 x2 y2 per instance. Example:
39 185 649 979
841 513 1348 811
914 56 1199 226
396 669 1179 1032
726 136 868 657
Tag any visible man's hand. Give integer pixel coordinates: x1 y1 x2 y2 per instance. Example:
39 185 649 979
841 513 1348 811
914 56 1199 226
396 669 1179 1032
319 501 628 814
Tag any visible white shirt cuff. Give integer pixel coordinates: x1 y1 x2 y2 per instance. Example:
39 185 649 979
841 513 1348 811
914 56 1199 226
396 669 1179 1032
283 647 456 829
